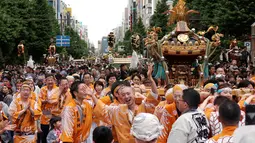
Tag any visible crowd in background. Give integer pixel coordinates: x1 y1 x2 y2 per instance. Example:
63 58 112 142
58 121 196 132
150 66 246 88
0 56 255 143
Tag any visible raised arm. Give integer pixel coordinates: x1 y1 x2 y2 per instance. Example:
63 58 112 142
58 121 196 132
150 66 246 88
148 63 158 96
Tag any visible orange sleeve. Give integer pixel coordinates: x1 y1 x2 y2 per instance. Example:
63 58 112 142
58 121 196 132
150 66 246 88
31 100 42 120
39 87 47 102
100 95 113 105
61 106 75 143
238 99 245 111
205 108 214 120
94 100 119 124
157 103 177 143
138 92 160 114
81 101 93 141
8 100 22 123
154 101 166 120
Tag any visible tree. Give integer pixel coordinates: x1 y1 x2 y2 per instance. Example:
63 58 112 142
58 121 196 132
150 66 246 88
27 0 60 62
122 29 133 55
186 0 255 40
0 0 32 65
173 0 178 6
65 27 88 58
150 0 170 39
133 17 146 37
0 0 60 65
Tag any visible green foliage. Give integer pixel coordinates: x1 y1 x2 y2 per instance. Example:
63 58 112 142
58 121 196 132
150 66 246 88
173 0 178 6
133 16 146 54
150 0 170 39
27 0 60 62
186 0 255 40
122 29 133 55
0 0 32 65
133 17 146 37
0 0 87 66
65 27 88 58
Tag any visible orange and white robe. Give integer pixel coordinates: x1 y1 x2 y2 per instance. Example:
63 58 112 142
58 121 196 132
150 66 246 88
93 92 160 143
39 85 59 125
157 102 178 143
8 98 42 143
14 92 41 107
205 126 237 143
51 91 72 117
60 99 93 143
209 111 245 136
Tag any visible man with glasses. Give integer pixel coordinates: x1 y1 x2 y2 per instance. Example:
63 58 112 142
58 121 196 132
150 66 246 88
157 84 187 143
167 88 210 143
9 83 42 142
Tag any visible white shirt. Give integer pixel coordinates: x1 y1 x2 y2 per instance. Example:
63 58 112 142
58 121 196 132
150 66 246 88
167 109 210 143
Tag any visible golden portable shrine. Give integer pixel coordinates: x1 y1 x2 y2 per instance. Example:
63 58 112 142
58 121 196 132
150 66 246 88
144 0 224 87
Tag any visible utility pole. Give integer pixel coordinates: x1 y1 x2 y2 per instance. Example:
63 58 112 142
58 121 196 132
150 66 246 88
60 14 63 35
252 22 255 63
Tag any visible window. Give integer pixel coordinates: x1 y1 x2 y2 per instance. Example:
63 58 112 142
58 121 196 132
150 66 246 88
148 0 152 4
148 7 152 14
48 0 54 7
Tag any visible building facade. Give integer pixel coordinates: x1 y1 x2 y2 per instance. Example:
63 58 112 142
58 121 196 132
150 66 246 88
101 37 108 54
122 7 129 40
113 26 123 43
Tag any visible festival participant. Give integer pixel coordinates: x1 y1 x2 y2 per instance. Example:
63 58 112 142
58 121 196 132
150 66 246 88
60 81 93 143
93 126 113 143
0 83 13 106
202 83 236 119
157 84 187 143
101 73 117 97
46 116 62 143
14 80 41 107
98 77 107 87
206 100 240 143
167 88 210 143
51 78 72 117
8 83 42 143
93 81 104 98
120 64 129 80
154 88 174 120
99 81 132 143
209 66 216 79
215 68 225 80
130 113 163 143
83 73 94 89
39 74 59 143
131 74 146 99
91 63 159 143
207 96 231 136
66 75 75 88
200 83 217 104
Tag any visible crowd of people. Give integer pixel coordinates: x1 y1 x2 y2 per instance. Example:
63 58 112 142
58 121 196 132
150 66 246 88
0 58 255 143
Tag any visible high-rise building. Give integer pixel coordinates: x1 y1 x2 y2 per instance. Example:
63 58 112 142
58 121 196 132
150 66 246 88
153 0 173 13
136 0 144 19
113 26 123 43
138 0 173 28
98 40 102 54
48 0 61 20
101 37 108 54
122 7 129 40
143 0 153 28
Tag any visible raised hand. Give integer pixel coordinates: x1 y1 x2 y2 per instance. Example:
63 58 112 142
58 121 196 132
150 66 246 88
147 62 154 78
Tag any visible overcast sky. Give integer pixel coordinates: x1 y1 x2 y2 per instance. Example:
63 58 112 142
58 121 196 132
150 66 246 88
63 0 128 49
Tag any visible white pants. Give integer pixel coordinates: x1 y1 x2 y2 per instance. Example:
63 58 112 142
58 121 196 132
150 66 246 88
85 122 97 143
